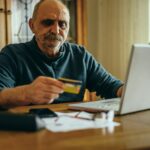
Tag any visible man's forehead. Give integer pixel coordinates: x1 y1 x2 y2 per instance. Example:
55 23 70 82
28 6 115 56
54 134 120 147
39 10 69 21
36 0 70 21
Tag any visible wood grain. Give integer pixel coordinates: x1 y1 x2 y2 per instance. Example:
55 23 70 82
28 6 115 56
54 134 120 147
0 103 148 150
0 0 6 49
5 0 12 44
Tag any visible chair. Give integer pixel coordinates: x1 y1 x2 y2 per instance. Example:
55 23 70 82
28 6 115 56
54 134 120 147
83 89 97 101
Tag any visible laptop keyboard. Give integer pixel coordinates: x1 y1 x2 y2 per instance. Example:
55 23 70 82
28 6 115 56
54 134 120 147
97 98 120 111
69 98 121 112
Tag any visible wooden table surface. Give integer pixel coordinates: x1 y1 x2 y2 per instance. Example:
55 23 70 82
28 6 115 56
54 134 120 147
0 103 150 150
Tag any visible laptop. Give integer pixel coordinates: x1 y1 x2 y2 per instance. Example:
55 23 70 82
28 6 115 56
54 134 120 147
69 44 150 115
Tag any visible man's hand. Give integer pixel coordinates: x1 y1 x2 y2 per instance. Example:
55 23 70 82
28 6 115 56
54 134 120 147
117 85 124 97
24 76 64 104
0 76 64 108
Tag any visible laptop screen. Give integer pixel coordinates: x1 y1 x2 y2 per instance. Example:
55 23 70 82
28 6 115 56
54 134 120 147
69 44 150 115
120 44 150 114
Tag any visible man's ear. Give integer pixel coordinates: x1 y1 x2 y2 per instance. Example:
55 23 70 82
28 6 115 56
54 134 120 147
29 18 35 33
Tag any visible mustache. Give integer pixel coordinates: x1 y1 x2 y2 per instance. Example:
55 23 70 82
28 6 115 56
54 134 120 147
44 32 63 41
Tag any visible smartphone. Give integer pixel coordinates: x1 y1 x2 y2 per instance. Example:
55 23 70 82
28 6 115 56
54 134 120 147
29 108 58 118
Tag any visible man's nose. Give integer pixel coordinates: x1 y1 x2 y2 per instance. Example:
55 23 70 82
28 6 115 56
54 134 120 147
50 22 60 34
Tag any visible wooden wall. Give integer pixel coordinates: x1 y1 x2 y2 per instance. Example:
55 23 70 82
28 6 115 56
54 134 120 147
0 0 6 49
87 0 149 81
0 0 11 50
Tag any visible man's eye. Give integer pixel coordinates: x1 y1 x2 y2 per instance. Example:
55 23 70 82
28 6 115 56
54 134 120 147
58 21 67 29
41 19 54 26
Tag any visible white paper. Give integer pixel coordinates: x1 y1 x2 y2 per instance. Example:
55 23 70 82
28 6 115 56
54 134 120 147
42 111 120 132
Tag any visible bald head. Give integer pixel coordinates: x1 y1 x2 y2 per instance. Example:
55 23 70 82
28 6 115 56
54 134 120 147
32 0 70 20
29 0 70 57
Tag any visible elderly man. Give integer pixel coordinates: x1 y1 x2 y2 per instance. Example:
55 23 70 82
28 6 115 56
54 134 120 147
0 0 123 108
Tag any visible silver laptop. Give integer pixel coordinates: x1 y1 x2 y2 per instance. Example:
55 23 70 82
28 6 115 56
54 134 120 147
69 44 150 115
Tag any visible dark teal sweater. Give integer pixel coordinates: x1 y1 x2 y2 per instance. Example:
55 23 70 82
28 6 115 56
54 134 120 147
0 38 123 103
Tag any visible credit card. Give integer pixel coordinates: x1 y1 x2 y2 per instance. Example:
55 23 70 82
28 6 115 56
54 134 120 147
58 78 82 94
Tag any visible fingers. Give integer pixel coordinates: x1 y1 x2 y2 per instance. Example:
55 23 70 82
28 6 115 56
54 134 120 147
25 76 64 105
42 83 64 94
43 92 59 100
117 86 123 97
35 76 64 94
31 93 59 104
48 98 54 104
40 76 64 89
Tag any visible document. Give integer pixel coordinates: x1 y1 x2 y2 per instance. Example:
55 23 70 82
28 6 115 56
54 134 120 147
42 111 120 132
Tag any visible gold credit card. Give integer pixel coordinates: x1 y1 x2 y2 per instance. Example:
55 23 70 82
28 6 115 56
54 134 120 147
58 78 82 94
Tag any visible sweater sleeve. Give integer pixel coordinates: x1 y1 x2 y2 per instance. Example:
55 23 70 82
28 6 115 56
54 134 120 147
85 51 123 99
0 46 17 89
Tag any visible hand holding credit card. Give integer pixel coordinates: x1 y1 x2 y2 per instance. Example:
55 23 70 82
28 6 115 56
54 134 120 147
58 78 82 94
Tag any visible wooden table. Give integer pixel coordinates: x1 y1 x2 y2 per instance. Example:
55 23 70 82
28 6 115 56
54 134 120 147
0 103 150 150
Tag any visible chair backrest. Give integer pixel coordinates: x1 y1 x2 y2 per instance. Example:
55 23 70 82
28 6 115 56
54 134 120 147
83 89 97 101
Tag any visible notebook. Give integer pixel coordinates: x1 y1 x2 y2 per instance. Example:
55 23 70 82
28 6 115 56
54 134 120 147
69 44 150 115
